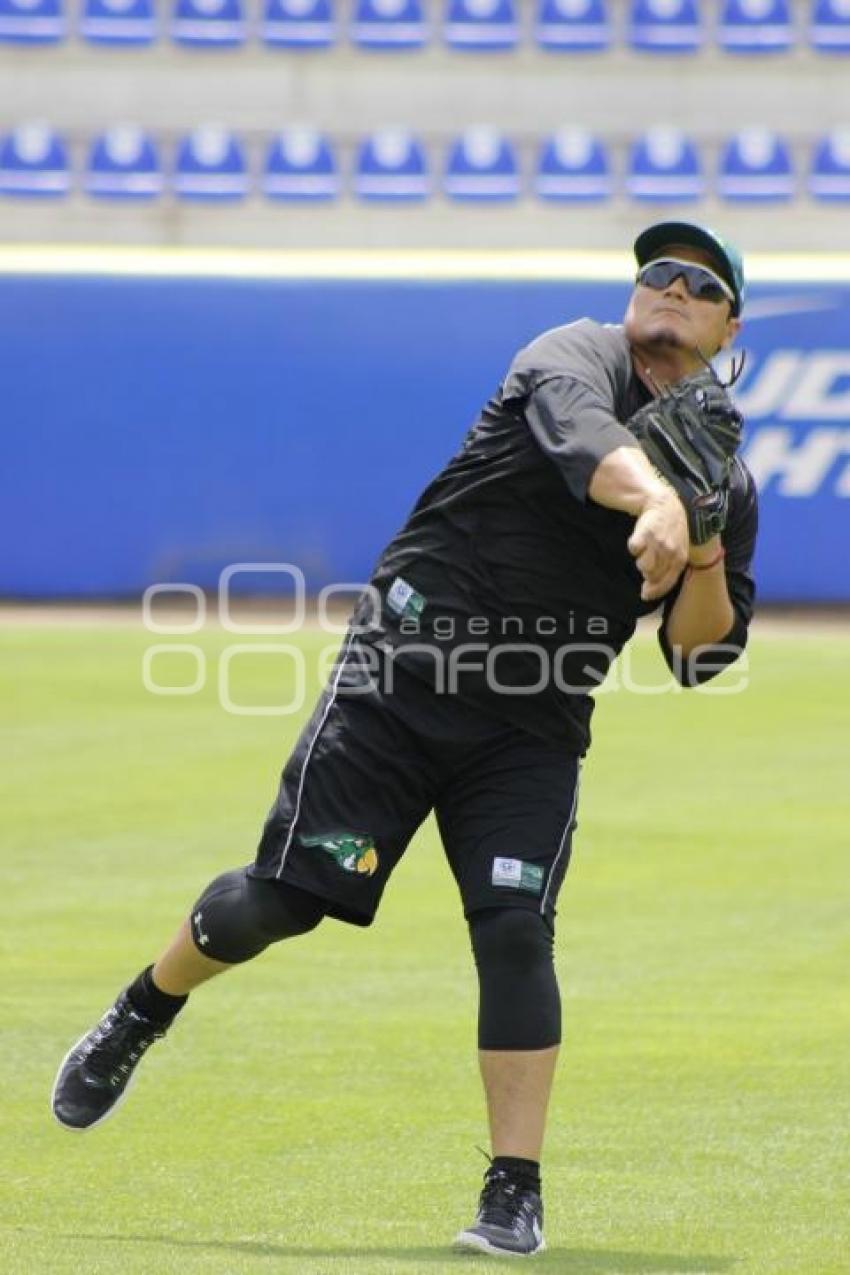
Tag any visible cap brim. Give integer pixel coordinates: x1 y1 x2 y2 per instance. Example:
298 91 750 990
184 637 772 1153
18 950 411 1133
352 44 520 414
634 221 740 314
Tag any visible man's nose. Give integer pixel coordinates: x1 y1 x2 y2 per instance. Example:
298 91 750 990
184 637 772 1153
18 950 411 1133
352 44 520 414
663 273 689 299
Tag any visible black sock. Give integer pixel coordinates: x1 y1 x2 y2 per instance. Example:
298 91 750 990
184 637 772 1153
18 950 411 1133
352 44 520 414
491 1156 541 1194
126 965 188 1026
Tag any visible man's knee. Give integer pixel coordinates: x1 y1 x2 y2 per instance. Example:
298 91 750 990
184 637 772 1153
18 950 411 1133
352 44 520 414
470 907 554 975
469 907 561 1051
190 867 325 963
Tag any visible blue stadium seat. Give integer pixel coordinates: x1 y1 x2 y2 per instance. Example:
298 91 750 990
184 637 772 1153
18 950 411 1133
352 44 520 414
171 0 246 47
262 0 335 47
354 129 430 199
444 0 519 51
173 126 249 199
535 0 610 52
0 123 69 197
535 128 612 200
262 129 339 199
80 0 157 45
85 127 163 199
808 129 850 200
717 128 794 201
810 0 850 53
717 0 793 54
628 0 703 53
626 128 704 201
0 0 65 44
444 127 519 200
351 0 427 48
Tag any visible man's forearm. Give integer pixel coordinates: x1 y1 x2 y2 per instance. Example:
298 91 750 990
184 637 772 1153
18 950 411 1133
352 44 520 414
587 444 668 514
664 540 734 657
592 443 735 654
588 446 689 602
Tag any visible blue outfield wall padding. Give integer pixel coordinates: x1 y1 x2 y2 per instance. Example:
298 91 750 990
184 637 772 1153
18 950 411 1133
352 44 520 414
1 273 849 602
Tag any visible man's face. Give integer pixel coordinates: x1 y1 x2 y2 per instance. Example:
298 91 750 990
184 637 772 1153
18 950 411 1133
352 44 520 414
623 243 741 358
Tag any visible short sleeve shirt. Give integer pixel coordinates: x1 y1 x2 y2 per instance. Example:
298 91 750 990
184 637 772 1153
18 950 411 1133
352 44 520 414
356 320 758 752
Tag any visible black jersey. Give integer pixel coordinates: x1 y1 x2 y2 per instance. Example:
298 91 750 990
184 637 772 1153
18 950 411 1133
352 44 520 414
356 319 758 752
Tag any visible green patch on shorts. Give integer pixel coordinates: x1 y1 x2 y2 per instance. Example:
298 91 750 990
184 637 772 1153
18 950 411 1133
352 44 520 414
491 857 545 895
300 832 379 878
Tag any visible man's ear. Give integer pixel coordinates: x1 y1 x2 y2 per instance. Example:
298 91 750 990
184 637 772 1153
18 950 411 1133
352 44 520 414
719 317 742 351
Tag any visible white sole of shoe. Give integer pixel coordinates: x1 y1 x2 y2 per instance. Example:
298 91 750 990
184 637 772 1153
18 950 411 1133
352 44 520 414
454 1230 546 1259
50 1029 140 1133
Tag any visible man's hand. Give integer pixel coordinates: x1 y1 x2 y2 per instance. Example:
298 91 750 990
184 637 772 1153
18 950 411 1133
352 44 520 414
627 487 689 601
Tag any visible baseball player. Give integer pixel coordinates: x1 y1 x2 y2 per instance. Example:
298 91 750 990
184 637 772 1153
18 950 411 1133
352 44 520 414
52 221 757 1259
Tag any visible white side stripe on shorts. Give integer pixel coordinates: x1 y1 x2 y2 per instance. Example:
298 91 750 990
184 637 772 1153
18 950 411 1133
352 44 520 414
275 629 357 878
539 760 581 916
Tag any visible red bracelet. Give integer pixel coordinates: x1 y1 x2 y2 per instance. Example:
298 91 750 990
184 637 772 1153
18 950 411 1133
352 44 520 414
687 545 726 573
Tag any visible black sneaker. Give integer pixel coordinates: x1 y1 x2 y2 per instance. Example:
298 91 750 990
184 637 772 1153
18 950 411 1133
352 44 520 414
51 990 167 1131
454 1166 545 1258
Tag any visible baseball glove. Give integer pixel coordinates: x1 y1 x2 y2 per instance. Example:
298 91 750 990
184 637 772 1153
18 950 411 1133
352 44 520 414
625 366 743 545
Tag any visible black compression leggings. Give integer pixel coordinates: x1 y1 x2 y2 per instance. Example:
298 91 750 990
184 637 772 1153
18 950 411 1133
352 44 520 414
188 871 560 1052
468 908 561 1051
189 867 325 962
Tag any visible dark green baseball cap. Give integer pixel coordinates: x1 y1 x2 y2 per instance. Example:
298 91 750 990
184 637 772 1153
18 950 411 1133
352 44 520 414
633 220 746 316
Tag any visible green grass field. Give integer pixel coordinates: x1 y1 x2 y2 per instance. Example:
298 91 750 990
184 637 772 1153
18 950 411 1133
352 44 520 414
2 620 848 1275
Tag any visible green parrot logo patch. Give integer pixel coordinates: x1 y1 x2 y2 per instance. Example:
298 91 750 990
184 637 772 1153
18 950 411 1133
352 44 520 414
300 832 379 878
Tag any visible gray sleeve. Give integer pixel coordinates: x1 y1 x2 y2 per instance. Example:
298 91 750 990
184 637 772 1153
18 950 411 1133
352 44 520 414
524 375 642 503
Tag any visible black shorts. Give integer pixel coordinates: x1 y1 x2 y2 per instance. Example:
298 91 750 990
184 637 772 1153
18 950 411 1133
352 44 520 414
252 634 581 927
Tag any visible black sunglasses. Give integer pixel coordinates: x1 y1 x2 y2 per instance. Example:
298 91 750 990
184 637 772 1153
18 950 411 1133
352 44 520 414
636 257 735 308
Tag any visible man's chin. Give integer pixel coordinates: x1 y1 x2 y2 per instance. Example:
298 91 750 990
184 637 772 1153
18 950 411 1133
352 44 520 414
642 324 687 350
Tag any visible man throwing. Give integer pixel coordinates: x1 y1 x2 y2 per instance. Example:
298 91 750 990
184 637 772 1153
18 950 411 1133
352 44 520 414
52 221 757 1259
